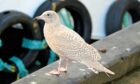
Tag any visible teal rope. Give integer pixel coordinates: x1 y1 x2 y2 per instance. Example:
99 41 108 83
0 58 15 72
0 39 2 47
59 9 74 29
47 50 57 64
66 10 74 29
4 63 15 72
22 38 47 50
0 59 5 71
35 60 41 66
122 12 133 28
10 56 28 78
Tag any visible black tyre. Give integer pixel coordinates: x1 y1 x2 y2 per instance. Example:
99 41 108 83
105 0 140 35
0 11 42 67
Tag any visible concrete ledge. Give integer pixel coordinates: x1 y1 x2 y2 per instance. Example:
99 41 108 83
13 21 140 84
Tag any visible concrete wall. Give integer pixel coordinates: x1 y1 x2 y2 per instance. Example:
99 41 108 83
13 21 140 84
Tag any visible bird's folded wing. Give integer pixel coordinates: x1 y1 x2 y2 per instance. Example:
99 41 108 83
53 27 86 52
52 26 101 61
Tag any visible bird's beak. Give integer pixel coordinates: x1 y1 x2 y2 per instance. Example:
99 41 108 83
34 16 42 21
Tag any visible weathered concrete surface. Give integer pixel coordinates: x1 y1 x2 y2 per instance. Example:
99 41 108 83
12 21 140 84
111 67 140 84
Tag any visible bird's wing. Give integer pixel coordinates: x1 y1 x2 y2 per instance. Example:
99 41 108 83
53 25 86 51
52 25 101 61
86 44 101 61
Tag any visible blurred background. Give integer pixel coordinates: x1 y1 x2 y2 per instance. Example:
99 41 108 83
0 0 140 83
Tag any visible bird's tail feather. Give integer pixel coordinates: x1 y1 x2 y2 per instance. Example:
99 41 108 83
92 62 115 75
103 67 115 75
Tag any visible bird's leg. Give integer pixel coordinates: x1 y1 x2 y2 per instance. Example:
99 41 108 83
60 57 74 73
59 58 68 72
49 58 62 76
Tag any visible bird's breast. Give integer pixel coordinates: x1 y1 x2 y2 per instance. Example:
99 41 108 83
43 24 61 55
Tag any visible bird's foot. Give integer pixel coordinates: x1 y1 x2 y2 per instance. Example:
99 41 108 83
49 70 61 76
60 67 67 73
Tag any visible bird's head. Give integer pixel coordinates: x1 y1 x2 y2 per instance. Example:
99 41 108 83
35 10 60 24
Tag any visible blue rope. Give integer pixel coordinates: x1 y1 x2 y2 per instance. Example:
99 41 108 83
10 56 28 78
22 38 47 50
47 50 57 64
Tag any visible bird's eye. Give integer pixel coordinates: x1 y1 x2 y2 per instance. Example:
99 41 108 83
47 13 50 16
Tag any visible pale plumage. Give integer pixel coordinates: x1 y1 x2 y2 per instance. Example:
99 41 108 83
35 10 115 75
44 24 101 61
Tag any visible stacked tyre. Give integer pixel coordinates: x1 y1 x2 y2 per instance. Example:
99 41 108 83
79 0 140 39
105 0 140 35
0 11 43 83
